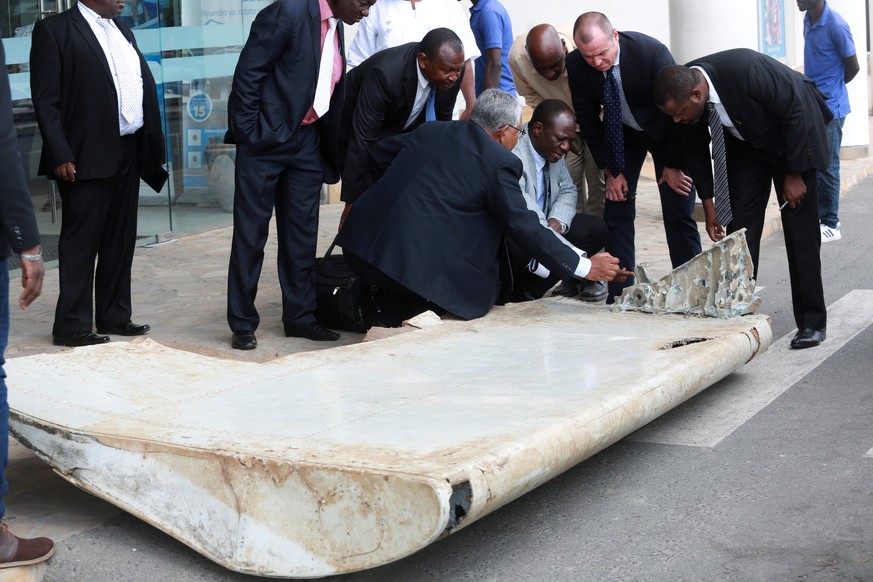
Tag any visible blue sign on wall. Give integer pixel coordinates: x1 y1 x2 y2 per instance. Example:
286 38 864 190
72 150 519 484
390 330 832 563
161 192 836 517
759 0 786 59
187 91 213 123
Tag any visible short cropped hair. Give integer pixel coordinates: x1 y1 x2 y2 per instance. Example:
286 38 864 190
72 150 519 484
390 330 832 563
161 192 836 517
574 12 613 45
469 88 522 132
529 99 574 128
653 65 699 107
420 28 464 61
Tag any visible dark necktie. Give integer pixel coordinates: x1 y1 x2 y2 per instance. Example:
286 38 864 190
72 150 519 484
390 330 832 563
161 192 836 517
425 85 436 122
539 163 550 211
603 66 624 177
706 102 733 227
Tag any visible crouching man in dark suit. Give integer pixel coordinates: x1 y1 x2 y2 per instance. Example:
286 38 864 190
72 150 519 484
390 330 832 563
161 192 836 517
653 50 831 349
331 27 466 225
337 88 631 326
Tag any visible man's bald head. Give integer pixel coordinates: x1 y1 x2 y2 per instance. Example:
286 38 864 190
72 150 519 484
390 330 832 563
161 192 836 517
526 24 567 81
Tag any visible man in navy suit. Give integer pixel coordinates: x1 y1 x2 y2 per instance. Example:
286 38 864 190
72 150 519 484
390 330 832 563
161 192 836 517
654 51 831 349
30 0 168 347
333 27 465 219
337 89 629 326
224 0 376 350
567 12 701 304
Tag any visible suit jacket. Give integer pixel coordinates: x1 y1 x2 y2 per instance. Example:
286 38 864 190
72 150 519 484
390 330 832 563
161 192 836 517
331 42 463 203
511 128 576 229
336 120 581 320
30 7 167 192
0 37 40 259
678 49 833 200
566 31 680 170
224 0 346 182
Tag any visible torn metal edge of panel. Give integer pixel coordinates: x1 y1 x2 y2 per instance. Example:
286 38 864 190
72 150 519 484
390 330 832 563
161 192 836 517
611 229 761 318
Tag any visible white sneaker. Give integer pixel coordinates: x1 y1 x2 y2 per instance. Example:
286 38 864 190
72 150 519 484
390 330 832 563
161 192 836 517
820 223 841 243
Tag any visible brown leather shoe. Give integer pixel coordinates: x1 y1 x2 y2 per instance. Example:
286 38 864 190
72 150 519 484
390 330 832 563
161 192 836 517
0 522 55 568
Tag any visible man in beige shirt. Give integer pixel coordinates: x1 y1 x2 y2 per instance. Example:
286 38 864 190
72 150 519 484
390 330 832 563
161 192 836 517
509 23 605 219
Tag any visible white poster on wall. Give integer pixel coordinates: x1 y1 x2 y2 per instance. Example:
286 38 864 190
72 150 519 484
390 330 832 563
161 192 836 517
191 0 272 28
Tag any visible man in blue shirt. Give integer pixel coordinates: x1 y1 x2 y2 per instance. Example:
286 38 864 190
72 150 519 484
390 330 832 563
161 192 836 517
798 0 860 243
469 0 516 96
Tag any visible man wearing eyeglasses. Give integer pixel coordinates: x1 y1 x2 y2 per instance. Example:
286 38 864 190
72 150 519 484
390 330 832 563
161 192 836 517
337 89 630 327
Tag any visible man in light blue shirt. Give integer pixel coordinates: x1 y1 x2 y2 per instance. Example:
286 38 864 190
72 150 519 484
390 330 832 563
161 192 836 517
508 100 609 302
469 0 516 96
798 0 860 242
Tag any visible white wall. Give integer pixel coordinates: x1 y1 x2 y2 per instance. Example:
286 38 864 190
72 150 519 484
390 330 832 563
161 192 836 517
348 0 869 151
667 0 759 65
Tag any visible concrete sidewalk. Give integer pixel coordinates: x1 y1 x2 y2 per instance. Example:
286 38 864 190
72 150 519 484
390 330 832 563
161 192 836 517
7 125 873 362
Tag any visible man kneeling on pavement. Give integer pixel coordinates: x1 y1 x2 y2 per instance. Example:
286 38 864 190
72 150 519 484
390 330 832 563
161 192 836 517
337 89 630 327
507 99 609 303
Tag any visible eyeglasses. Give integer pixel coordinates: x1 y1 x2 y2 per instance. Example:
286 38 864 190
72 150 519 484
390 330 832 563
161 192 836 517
506 124 526 138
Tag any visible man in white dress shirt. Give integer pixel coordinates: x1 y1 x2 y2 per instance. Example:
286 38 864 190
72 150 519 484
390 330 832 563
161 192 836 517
30 0 167 347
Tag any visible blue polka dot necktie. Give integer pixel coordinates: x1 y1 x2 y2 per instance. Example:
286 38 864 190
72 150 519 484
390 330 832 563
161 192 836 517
706 102 733 227
603 66 624 178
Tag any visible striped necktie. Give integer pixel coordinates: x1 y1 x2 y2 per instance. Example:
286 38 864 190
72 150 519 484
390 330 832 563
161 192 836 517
706 102 733 227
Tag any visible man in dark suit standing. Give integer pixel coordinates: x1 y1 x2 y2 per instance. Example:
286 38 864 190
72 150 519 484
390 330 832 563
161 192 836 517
224 0 376 350
567 12 701 304
335 27 465 218
337 89 629 326
654 51 831 349
30 0 168 348
0 30 55 566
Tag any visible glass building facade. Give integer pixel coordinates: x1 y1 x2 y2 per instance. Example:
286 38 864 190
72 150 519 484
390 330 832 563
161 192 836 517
1 0 281 252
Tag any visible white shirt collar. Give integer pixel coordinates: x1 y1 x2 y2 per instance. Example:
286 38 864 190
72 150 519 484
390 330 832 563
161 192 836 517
530 138 547 171
692 65 722 107
415 64 429 93
78 2 108 26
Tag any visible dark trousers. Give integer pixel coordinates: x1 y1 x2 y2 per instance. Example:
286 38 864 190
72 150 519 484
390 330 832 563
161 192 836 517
0 260 10 518
506 213 608 301
725 134 826 330
53 134 140 335
227 124 325 333
604 127 701 301
344 251 444 327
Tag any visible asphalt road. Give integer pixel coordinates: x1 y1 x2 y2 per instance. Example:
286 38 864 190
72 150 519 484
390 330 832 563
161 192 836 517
37 177 873 582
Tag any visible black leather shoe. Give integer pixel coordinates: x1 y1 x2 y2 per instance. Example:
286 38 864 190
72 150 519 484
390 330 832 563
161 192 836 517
578 280 608 303
52 331 110 347
551 280 580 298
231 330 257 350
286 322 340 341
790 327 826 349
97 322 151 336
